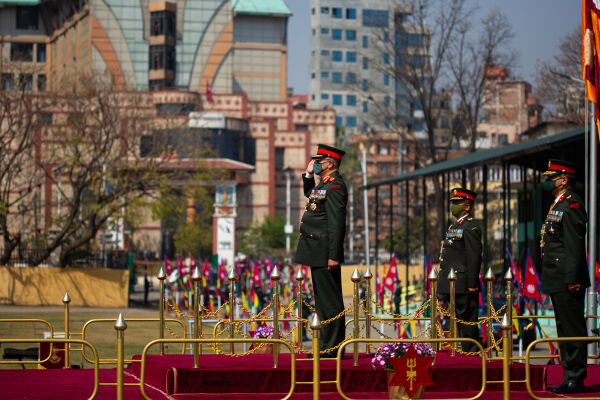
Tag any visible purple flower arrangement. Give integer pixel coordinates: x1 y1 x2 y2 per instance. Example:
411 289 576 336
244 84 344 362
371 342 436 371
252 325 275 339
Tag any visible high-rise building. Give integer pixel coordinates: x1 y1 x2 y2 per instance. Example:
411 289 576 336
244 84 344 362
309 0 422 136
0 0 291 101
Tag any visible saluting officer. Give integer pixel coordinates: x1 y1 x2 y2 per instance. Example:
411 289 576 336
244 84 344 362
294 144 348 358
540 159 589 395
438 188 482 353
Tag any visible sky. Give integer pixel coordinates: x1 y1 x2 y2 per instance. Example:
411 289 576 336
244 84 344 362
285 0 581 95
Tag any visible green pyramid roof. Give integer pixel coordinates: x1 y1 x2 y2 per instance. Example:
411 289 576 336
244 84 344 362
233 0 291 16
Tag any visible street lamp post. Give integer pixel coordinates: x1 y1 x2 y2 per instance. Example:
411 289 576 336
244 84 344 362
284 167 293 259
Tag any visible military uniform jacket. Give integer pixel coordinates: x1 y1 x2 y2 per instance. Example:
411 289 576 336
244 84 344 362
438 216 482 294
294 170 347 267
540 190 590 294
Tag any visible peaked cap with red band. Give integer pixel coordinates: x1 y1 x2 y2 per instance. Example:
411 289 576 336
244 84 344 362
542 159 577 177
449 187 476 202
311 143 346 164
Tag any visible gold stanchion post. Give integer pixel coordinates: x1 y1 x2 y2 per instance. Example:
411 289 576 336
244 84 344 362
351 268 361 366
62 292 71 368
485 267 495 356
448 268 457 356
157 267 167 355
428 268 439 351
228 267 237 355
191 266 201 367
501 313 511 400
295 267 304 347
504 267 514 362
115 313 127 400
271 266 281 368
363 266 372 353
310 314 321 400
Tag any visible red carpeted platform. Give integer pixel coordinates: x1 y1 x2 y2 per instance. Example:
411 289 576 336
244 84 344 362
1 361 600 399
129 352 547 396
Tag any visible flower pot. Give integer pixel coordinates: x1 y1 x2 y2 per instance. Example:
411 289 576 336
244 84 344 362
386 370 425 400
251 343 273 354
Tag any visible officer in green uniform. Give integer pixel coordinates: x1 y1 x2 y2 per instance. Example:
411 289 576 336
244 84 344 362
540 159 589 395
294 144 347 358
438 188 482 353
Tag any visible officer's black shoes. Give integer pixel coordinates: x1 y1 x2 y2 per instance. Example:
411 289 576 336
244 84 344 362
549 381 585 394
306 351 339 359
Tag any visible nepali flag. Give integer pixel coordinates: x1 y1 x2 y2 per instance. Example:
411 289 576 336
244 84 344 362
506 248 522 289
202 257 211 285
424 254 433 294
583 0 600 138
522 249 542 303
218 260 227 288
178 256 186 277
252 260 262 286
164 255 172 275
383 254 398 292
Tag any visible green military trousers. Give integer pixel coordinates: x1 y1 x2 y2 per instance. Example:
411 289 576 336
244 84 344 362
550 290 588 384
311 266 346 356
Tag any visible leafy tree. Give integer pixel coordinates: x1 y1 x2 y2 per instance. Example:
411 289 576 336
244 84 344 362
237 215 297 261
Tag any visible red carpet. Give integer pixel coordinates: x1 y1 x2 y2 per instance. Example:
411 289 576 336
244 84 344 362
129 352 546 395
1 356 600 399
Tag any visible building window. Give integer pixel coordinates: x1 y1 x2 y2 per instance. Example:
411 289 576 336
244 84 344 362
312 8 315 15
36 44 46 63
150 10 176 37
410 55 424 69
335 116 343 126
19 74 33 91
384 96 390 107
1 74 13 91
383 53 389 65
363 101 368 113
37 74 46 91
321 71 329 78
16 6 39 30
332 94 342 105
346 8 356 19
408 33 423 47
321 28 329 34
362 57 368 70
321 50 330 56
362 79 368 90
347 95 356 106
332 29 342 40
346 51 356 62
346 116 357 127
39 112 52 124
384 32 389 42
362 36 368 48
362 9 389 27
311 73 315 79
321 7 329 14
346 30 356 41
321 93 329 100
383 74 390 86
11 43 34 62
346 72 356 84
332 51 343 62
275 147 285 169
332 72 342 84
332 7 342 18
441 117 449 128
311 94 315 100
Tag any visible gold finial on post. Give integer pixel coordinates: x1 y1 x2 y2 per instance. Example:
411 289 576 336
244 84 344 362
363 266 373 352
428 267 439 350
271 266 281 368
485 267 495 355
504 267 514 361
501 313 511 399
295 267 305 348
157 267 167 355
351 268 362 366
114 313 127 400
448 268 457 356
228 266 237 355
191 266 202 366
310 314 322 400
62 292 70 368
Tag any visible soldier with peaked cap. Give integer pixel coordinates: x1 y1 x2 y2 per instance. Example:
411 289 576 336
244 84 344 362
295 144 348 358
438 187 482 353
540 159 589 394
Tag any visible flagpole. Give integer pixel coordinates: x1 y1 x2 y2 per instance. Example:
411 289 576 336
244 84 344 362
587 104 598 358
360 145 371 302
